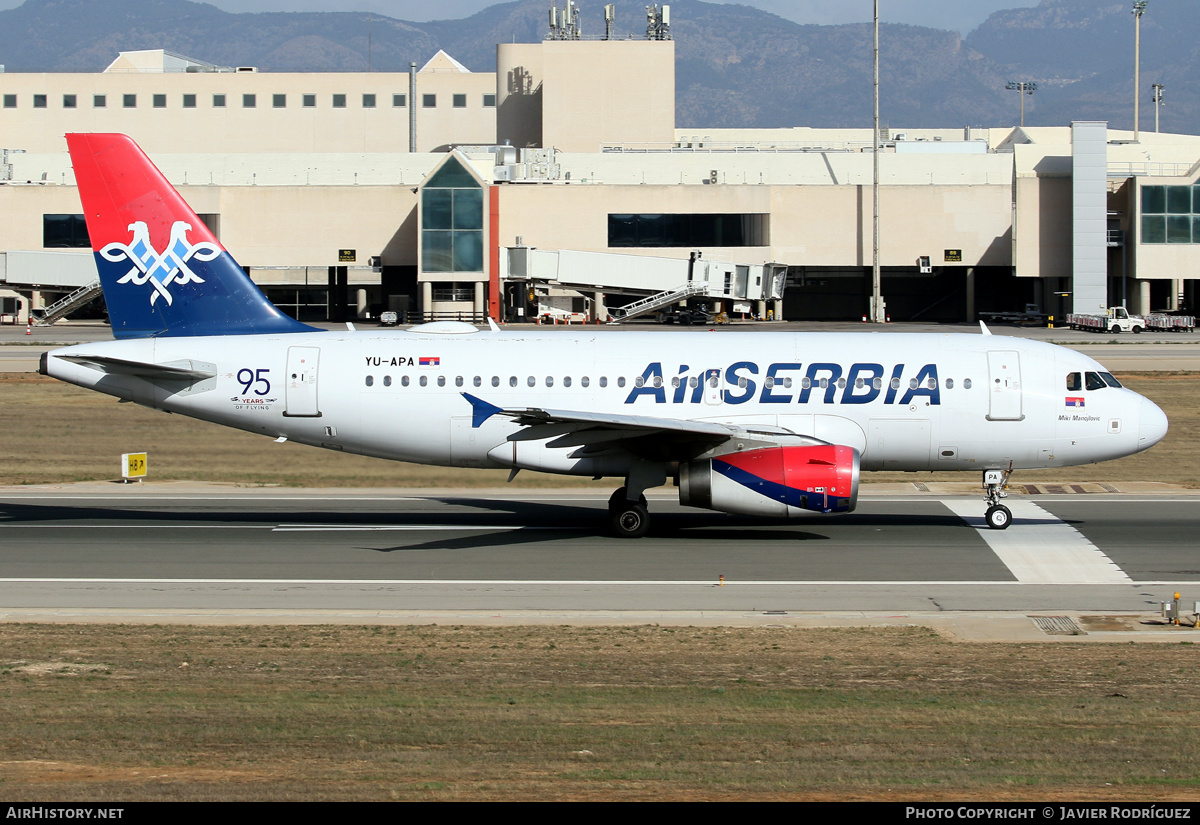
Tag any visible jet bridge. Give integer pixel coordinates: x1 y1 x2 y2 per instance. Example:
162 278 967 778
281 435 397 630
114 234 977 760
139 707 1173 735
501 247 787 322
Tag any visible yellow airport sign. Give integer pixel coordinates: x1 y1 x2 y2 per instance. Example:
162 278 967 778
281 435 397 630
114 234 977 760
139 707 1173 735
121 452 147 480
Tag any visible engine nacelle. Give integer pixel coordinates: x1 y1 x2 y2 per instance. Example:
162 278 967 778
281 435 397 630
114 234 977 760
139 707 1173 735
679 444 860 517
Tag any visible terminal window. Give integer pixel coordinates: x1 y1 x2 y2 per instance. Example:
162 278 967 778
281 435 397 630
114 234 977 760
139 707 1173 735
421 156 483 273
212 94 226 107
273 94 286 108
2 95 13 108
43 214 91 249
423 94 436 108
33 94 46 108
1142 185 1200 244
303 94 316 107
62 94 76 108
332 94 346 108
608 213 770 247
362 93 376 108
453 94 466 108
393 94 406 107
243 94 256 108
182 94 196 108
483 94 496 107
93 94 106 108
123 94 136 108
153 94 167 108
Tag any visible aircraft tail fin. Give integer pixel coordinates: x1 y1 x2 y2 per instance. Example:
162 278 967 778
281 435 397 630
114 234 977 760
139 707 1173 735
66 133 315 339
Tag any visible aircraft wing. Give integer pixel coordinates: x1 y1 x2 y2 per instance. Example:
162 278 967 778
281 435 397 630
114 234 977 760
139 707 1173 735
461 392 820 462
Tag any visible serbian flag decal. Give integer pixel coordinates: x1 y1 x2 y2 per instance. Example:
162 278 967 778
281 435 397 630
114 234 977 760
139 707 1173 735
1065 396 1085 408
419 356 441 367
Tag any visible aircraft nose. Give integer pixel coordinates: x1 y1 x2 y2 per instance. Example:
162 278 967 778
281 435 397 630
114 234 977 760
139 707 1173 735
1137 395 1168 452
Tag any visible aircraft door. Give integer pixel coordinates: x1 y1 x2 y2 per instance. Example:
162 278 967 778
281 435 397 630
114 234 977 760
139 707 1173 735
985 350 1023 421
284 346 321 417
703 368 724 405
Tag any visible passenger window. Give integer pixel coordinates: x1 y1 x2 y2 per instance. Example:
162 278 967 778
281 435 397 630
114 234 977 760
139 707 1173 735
491 376 499 387
1085 372 1106 391
419 376 428 387
801 377 811 389
564 376 572 387
599 377 607 388
546 376 554 387
383 375 392 387
653 376 663 388
455 376 464 387
581 377 590 387
689 376 698 388
635 376 644 388
819 378 828 389
836 378 846 389
510 376 517 387
365 375 374 386
890 377 901 390
437 376 446 387
963 378 972 389
945 378 954 389
618 377 626 388
401 375 410 387
527 376 536 387
1066 372 1081 391
764 377 775 389
854 377 864 389
473 376 481 387
871 377 881 390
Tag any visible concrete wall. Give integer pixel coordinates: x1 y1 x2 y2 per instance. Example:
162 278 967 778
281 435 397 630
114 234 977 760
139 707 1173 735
0 68 495 154
497 41 674 152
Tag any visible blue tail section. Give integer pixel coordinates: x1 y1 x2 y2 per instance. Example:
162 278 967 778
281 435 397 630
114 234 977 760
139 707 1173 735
68 133 317 339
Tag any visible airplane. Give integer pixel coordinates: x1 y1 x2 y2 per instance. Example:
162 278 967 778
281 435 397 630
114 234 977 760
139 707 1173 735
40 133 1169 537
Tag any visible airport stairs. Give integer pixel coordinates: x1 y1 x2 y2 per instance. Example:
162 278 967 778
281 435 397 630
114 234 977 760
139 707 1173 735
608 281 708 323
33 279 103 326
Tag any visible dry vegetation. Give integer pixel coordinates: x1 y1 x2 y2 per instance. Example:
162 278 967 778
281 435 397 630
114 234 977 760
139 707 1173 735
0 372 1195 488
1 624 1199 801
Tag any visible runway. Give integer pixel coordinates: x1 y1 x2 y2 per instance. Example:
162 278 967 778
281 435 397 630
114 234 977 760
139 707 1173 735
1 490 1196 619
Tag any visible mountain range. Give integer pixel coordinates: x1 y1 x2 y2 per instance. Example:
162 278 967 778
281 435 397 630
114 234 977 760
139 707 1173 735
0 0 1196 135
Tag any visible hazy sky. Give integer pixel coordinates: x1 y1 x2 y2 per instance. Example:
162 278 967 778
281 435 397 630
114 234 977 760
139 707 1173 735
0 1 1044 35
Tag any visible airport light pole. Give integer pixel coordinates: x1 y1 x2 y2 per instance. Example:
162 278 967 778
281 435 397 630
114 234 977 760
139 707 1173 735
1005 81 1038 128
871 0 884 323
1152 83 1165 133
1133 1 1147 141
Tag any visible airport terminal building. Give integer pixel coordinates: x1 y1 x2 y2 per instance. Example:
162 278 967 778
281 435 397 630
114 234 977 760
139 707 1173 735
3 36 1200 325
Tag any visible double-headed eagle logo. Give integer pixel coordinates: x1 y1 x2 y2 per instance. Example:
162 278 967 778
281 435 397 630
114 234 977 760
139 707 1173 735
100 221 221 306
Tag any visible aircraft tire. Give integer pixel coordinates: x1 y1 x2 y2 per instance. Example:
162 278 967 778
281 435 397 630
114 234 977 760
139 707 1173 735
985 504 1012 530
610 502 650 539
608 488 647 512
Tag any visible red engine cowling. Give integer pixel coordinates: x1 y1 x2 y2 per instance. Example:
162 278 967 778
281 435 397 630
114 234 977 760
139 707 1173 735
679 444 860 517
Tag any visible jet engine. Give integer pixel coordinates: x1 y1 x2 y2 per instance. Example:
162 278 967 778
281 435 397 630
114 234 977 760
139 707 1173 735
678 444 859 517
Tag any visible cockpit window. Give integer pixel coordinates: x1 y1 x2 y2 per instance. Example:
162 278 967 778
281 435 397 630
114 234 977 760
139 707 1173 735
1085 371 1106 391
1100 372 1122 388
1066 372 1081 392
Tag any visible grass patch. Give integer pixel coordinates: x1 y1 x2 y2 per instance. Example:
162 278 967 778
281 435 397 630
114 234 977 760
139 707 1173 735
0 624 1197 801
0 373 1194 487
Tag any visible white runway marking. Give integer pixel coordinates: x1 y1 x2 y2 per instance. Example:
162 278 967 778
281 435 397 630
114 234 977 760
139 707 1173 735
941 499 1130 584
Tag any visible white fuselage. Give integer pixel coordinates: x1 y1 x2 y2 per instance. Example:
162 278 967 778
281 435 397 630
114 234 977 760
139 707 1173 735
44 328 1166 478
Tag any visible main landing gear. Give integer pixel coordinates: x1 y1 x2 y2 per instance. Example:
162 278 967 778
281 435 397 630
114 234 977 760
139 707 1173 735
608 488 650 539
607 462 666 539
983 466 1013 530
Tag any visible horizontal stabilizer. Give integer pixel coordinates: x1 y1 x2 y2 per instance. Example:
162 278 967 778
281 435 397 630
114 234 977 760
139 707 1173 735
57 353 216 381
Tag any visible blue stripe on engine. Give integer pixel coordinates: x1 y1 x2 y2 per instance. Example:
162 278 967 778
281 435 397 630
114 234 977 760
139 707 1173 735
712 460 851 513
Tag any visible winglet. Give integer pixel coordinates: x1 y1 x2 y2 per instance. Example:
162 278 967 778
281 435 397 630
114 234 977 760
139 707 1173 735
979 320 992 336
461 392 503 428
487 318 502 332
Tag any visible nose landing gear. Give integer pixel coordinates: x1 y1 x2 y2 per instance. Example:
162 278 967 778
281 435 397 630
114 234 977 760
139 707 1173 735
983 466 1013 530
